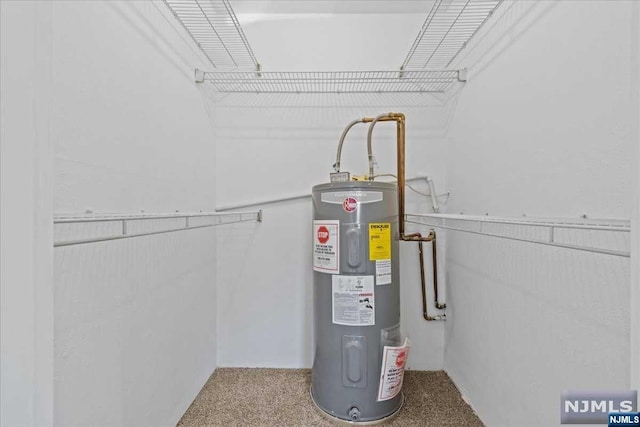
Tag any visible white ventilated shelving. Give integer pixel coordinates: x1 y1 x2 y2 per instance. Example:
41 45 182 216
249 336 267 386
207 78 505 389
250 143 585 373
162 0 505 93
54 211 262 247
401 0 504 70
406 213 631 257
202 70 461 93
163 0 259 69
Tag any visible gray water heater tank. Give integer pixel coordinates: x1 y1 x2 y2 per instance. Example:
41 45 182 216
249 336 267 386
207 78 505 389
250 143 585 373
311 180 403 423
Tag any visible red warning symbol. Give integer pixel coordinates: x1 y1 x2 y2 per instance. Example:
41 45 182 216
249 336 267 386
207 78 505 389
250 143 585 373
395 350 407 368
317 226 330 244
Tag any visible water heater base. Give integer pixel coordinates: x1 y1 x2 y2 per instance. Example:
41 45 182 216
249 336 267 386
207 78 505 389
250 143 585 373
309 388 404 425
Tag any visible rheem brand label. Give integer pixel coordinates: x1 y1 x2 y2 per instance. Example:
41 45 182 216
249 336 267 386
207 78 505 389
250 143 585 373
343 197 357 212
313 220 339 273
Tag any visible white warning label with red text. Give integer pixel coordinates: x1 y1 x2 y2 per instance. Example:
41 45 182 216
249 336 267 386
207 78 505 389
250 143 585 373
377 338 411 401
313 220 340 273
331 275 375 326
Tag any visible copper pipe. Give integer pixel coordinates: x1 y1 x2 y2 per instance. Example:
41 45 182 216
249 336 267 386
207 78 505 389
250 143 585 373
432 232 446 310
416 235 429 319
407 231 444 321
363 112 413 240
335 114 445 319
396 115 406 239
432 236 438 308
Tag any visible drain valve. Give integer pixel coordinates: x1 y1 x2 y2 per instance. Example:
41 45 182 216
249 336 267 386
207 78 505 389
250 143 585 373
348 406 361 421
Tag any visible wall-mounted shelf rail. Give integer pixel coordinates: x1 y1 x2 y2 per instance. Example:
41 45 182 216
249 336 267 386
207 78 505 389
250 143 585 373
163 0 259 69
201 70 462 93
54 211 262 247
406 213 630 257
401 0 504 69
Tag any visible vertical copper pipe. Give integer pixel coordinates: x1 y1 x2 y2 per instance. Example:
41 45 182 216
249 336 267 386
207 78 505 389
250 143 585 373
417 237 428 319
407 231 443 321
431 231 446 310
364 112 407 238
432 235 439 306
396 115 406 239
340 114 445 319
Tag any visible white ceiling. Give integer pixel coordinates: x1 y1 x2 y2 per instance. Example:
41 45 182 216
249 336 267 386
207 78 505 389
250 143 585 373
231 0 435 15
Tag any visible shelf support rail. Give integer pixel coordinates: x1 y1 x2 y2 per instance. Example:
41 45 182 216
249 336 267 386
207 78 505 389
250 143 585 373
54 210 262 247
406 213 631 257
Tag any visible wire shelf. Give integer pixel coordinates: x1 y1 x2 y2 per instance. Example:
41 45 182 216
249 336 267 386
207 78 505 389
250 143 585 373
202 70 461 93
401 0 503 69
406 213 631 257
163 0 259 69
54 211 262 247
162 1 488 93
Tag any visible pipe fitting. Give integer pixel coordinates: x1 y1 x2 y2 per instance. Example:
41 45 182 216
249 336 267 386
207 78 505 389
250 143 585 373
348 406 361 421
424 314 446 321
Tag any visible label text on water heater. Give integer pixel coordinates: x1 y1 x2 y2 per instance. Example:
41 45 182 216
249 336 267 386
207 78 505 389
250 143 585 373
369 223 391 261
313 220 340 274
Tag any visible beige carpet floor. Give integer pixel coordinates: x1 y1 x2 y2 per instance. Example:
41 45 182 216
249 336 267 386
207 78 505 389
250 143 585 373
177 368 483 426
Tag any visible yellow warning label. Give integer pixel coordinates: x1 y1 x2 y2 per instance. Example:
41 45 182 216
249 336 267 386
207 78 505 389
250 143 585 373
369 223 391 261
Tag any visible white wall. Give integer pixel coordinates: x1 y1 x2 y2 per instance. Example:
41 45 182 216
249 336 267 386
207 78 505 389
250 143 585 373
212 10 453 370
631 0 640 394
442 1 636 425
54 230 217 426
53 1 217 213
238 13 425 71
1 2 54 426
49 1 218 426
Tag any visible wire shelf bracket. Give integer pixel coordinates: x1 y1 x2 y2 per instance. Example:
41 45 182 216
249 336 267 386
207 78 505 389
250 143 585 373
401 0 504 70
